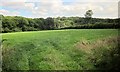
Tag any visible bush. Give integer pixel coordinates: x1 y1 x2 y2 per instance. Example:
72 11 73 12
13 28 22 32
90 37 120 70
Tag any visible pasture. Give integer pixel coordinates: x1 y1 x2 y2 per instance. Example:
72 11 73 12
2 29 119 70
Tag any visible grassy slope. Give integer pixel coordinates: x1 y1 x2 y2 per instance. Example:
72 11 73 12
2 29 118 70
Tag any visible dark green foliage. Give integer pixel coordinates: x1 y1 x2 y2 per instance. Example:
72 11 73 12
44 17 55 30
62 23 119 29
1 15 119 33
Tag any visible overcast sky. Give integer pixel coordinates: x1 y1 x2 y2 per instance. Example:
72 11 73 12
0 0 119 18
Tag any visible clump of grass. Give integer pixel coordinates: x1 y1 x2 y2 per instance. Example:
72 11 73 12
90 37 120 70
74 36 119 70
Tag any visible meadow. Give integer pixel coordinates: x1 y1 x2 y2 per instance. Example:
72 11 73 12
2 29 119 70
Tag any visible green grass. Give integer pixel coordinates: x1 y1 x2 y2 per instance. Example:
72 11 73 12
2 29 118 70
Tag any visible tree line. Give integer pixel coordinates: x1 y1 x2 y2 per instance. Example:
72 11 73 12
0 15 119 33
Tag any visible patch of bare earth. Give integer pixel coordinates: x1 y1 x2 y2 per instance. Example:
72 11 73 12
74 36 119 53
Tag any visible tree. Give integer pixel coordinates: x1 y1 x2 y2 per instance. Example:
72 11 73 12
33 18 45 30
84 10 93 24
1 14 118 33
45 17 54 30
84 10 93 18
16 17 29 31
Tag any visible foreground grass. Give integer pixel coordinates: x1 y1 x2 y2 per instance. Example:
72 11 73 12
2 29 119 70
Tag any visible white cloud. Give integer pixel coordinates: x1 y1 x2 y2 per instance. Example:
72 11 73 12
51 2 118 18
75 0 119 2
3 0 117 2
30 0 63 17
0 0 26 2
0 0 118 18
1 2 35 11
0 9 20 16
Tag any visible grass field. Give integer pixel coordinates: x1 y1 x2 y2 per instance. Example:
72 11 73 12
2 29 119 70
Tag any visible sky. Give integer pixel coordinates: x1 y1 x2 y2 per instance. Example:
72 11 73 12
0 0 119 18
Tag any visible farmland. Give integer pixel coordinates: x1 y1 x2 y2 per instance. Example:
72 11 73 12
2 29 119 70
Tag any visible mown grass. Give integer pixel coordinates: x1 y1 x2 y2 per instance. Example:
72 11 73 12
2 29 119 70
